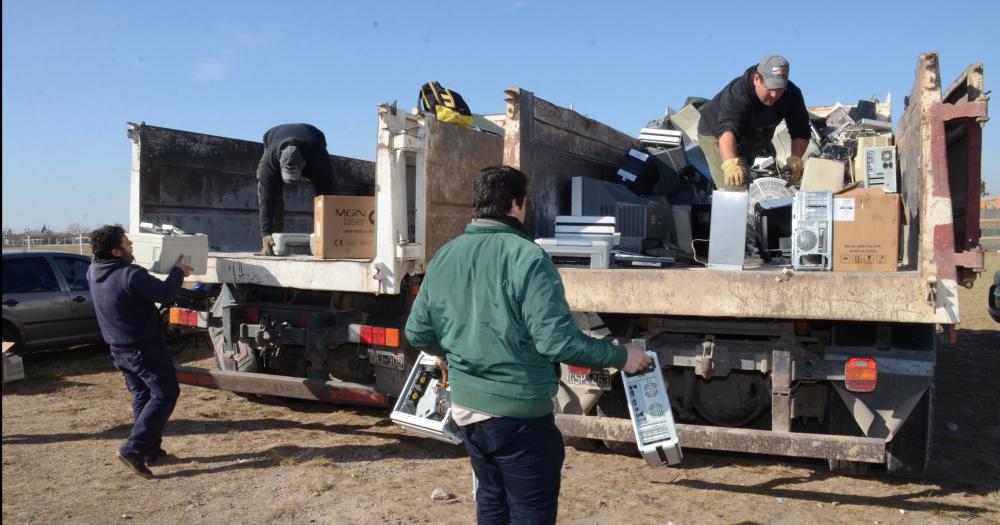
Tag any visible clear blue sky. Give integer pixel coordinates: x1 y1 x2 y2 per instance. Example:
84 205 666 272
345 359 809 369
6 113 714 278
3 0 997 231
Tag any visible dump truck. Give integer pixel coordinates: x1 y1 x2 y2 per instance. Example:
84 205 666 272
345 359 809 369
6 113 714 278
140 53 987 477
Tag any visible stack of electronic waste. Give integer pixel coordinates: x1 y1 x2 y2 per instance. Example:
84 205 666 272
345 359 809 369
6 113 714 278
541 96 903 274
535 216 616 269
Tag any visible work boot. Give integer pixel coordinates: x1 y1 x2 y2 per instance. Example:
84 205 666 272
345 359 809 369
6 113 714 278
117 452 153 479
145 448 169 466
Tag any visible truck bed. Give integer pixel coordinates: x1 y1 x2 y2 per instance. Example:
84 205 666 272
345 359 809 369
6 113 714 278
131 54 986 323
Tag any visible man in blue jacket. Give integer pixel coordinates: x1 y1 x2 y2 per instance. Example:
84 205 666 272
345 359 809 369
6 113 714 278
87 225 192 478
406 166 651 524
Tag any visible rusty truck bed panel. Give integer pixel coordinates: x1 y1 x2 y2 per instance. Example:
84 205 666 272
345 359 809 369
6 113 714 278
558 268 939 322
422 116 504 264
128 123 375 253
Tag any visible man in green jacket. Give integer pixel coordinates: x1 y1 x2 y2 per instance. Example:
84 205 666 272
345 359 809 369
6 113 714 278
405 165 651 525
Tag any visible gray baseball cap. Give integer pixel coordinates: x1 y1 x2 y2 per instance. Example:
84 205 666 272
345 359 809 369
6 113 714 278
279 145 305 183
757 55 790 90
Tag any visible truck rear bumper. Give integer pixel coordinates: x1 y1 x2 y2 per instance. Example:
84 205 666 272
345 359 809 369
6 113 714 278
555 414 886 464
176 365 389 407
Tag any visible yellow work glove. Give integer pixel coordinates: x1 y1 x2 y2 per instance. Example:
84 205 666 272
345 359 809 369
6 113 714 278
786 156 804 187
721 158 748 188
262 235 275 256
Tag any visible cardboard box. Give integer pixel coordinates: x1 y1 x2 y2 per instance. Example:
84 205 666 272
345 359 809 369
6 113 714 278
314 195 376 259
832 187 901 272
3 341 25 383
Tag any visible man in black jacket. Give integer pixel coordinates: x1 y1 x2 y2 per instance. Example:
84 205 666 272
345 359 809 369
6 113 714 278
87 225 192 478
697 55 811 191
257 123 337 255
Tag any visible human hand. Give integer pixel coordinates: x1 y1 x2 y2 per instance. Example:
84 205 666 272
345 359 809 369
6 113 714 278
721 158 748 188
785 156 804 187
262 235 275 256
173 255 193 277
622 342 653 374
434 356 448 370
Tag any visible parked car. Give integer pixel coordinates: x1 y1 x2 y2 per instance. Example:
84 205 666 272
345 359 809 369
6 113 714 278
2 251 102 353
990 270 1000 323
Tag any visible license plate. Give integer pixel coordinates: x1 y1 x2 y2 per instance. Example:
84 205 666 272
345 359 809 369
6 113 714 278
567 369 612 390
368 349 405 370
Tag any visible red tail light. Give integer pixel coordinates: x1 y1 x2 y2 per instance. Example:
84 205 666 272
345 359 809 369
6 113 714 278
168 307 207 328
845 357 877 393
351 324 401 348
244 307 260 324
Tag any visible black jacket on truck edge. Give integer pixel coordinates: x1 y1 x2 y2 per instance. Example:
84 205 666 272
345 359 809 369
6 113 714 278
697 65 811 148
257 123 338 235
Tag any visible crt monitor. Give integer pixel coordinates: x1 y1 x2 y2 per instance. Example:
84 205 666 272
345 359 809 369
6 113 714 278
571 176 673 253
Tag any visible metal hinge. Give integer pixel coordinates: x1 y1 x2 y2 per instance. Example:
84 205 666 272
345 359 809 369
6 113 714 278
391 126 423 152
396 242 424 261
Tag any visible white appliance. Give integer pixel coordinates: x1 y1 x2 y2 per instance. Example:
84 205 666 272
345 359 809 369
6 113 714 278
791 191 833 271
130 230 208 275
390 352 463 445
623 351 682 467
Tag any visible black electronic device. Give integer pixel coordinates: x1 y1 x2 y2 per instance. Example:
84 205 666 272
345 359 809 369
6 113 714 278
849 100 878 122
614 251 675 268
616 148 654 194
821 143 852 163
647 146 687 196
571 176 674 253
754 197 793 262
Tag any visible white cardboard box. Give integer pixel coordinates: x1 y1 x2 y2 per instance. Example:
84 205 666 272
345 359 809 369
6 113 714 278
130 232 208 274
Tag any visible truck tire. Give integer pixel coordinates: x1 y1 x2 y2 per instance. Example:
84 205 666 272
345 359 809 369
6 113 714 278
828 459 871 476
885 387 933 478
826 384 872 476
2 323 22 354
208 324 259 372
594 379 641 457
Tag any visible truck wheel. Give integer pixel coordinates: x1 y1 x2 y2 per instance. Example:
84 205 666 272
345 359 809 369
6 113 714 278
208 324 259 372
2 324 22 354
828 459 871 476
826 384 873 476
161 307 188 355
594 380 641 457
885 387 933 478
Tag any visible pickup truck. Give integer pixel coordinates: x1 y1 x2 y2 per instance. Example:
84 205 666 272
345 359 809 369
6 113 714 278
137 52 987 477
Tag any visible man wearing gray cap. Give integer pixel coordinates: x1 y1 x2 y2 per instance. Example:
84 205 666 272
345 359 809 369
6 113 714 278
697 55 811 191
257 123 337 255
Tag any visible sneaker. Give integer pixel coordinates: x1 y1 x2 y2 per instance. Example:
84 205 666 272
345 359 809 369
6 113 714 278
145 448 168 465
117 452 153 479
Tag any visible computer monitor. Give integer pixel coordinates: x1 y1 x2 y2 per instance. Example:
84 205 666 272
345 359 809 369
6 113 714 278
754 197 793 262
571 176 673 253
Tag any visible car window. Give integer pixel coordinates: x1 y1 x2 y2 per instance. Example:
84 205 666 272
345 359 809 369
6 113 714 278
2 257 61 294
54 257 91 291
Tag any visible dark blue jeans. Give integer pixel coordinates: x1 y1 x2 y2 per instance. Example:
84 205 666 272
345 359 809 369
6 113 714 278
110 345 180 460
459 413 565 525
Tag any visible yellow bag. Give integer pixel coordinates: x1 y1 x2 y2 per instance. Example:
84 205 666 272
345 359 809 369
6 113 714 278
419 81 473 128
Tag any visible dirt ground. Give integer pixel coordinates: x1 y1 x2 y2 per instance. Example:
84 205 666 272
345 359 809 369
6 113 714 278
3 256 999 524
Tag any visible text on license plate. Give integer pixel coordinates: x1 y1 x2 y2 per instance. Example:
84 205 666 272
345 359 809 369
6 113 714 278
567 370 612 390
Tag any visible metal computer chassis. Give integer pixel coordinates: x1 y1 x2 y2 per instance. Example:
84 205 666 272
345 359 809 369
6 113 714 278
390 352 463 445
622 351 682 467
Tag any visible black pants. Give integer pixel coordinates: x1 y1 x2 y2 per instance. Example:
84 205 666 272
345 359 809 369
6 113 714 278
110 345 180 460
459 414 565 525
